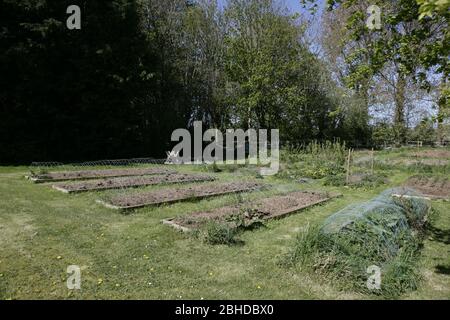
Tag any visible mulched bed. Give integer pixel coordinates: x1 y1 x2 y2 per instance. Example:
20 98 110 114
164 191 337 232
28 167 175 183
52 173 214 193
387 158 449 166
405 176 450 200
98 182 264 209
411 150 450 159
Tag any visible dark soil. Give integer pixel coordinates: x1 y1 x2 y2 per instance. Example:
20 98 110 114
170 191 333 230
53 173 214 193
104 182 264 209
405 176 450 199
31 167 175 182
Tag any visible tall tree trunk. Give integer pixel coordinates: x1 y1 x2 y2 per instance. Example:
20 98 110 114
394 74 407 143
436 78 448 146
357 79 370 119
354 78 370 144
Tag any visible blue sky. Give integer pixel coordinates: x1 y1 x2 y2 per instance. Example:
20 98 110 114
216 0 325 16
284 0 313 13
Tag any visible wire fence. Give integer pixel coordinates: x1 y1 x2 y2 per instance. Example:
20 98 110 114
29 158 167 174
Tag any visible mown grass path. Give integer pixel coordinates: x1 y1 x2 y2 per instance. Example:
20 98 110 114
0 163 449 299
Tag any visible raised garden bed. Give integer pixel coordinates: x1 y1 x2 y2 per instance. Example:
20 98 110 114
404 176 450 200
97 182 264 210
411 149 450 159
52 173 214 193
27 167 175 183
163 191 339 232
387 158 449 166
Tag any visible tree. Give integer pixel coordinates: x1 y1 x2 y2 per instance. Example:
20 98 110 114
182 0 229 129
0 0 153 163
305 0 449 143
225 0 342 142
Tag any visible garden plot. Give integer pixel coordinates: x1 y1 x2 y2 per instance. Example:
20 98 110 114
411 149 450 159
163 191 336 232
52 173 214 193
405 176 450 200
27 167 175 183
98 182 264 210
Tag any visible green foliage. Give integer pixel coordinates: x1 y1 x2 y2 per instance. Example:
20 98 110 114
1 0 353 163
227 207 266 229
201 221 238 245
2 0 445 164
279 141 347 179
405 162 450 175
328 0 448 84
0 0 182 163
208 162 222 173
372 123 396 147
225 0 343 140
199 206 265 245
323 172 387 188
283 189 429 297
408 118 436 142
417 0 450 19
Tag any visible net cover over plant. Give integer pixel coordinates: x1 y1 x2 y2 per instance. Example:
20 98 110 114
284 188 430 297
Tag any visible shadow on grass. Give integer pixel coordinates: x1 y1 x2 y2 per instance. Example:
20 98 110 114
229 239 246 246
435 265 450 275
427 224 450 245
226 222 267 246
242 221 267 231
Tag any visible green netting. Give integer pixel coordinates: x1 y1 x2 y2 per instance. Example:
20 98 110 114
284 187 431 296
321 187 430 260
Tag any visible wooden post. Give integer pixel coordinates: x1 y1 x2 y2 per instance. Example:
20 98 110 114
346 148 351 185
371 148 375 175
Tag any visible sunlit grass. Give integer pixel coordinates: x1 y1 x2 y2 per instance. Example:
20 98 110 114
0 148 449 299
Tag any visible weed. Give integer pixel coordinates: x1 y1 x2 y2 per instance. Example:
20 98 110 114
201 221 238 245
323 173 387 188
278 141 347 180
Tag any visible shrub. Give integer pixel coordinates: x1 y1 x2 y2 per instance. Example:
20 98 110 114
283 188 430 297
210 161 222 172
278 141 347 180
202 221 238 245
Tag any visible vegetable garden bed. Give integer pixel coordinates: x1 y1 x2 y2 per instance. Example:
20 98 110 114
52 173 214 193
163 191 338 232
405 176 450 200
97 182 264 210
27 167 175 183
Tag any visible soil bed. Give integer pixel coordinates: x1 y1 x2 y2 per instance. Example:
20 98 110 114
28 167 175 183
164 191 337 231
386 158 449 166
98 182 264 209
405 176 450 200
52 173 214 193
411 150 450 159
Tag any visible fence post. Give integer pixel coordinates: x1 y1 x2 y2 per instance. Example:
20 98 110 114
371 148 375 175
346 148 352 185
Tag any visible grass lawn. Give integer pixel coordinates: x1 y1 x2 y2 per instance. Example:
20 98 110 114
0 151 449 299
